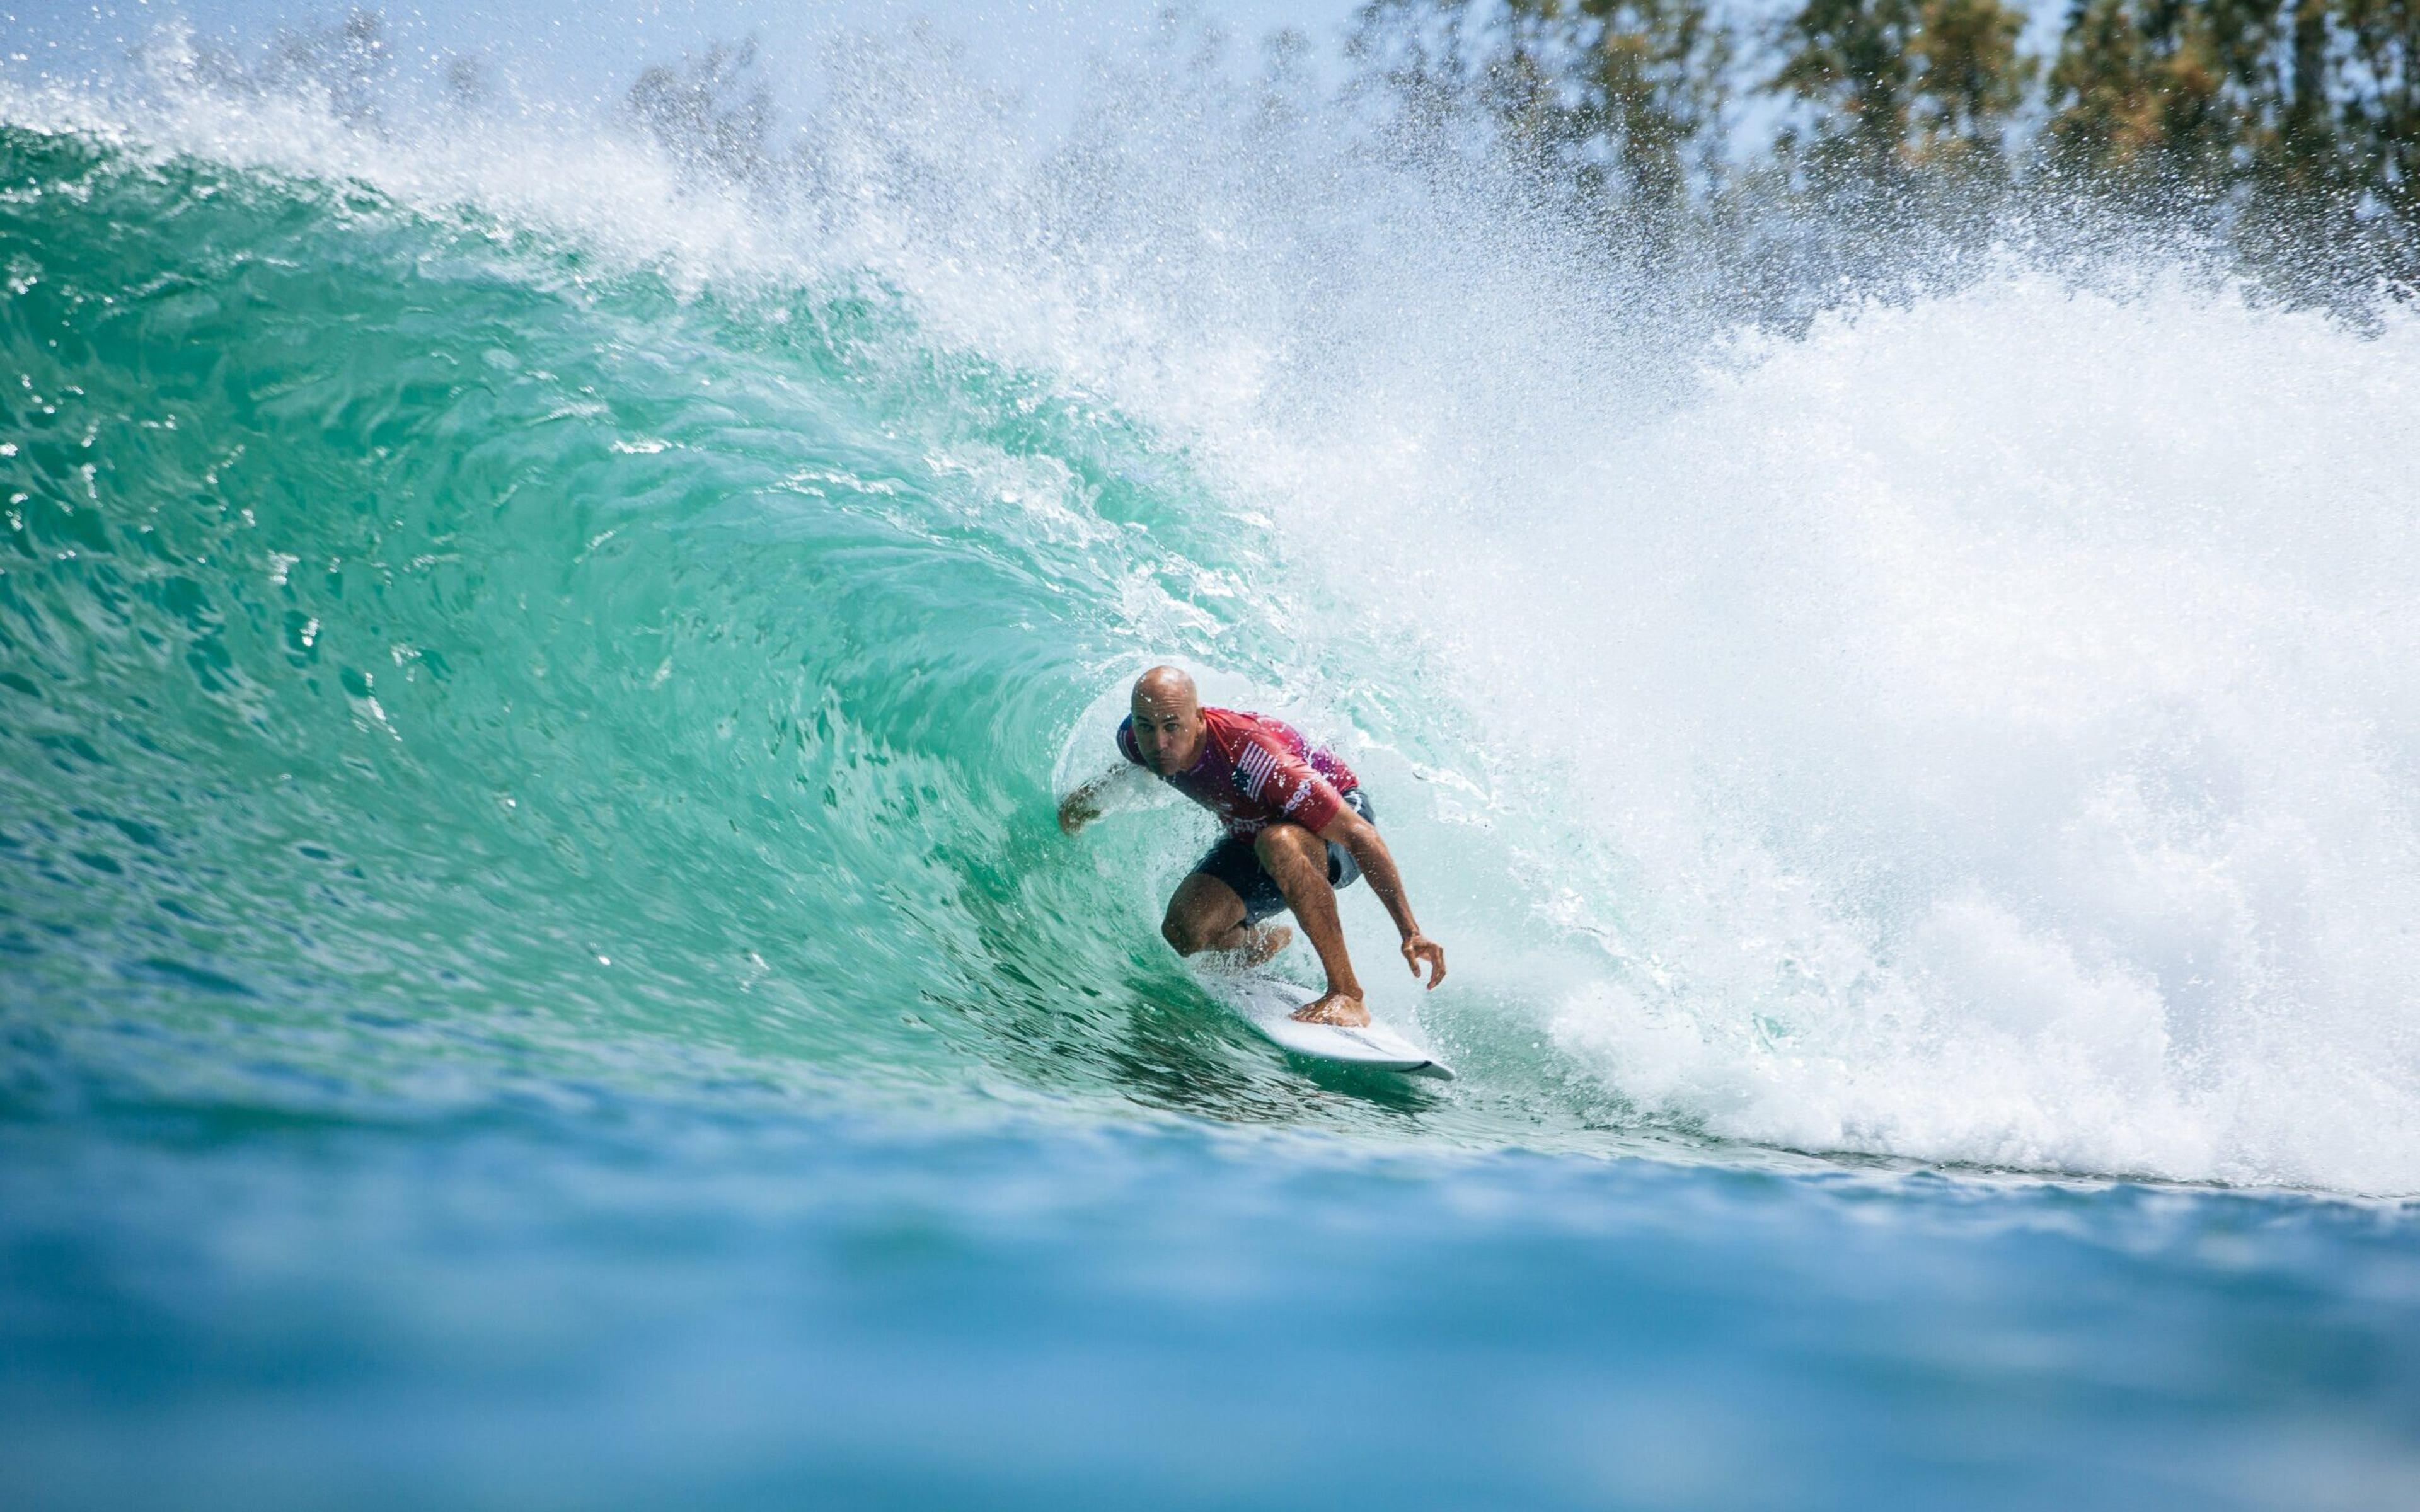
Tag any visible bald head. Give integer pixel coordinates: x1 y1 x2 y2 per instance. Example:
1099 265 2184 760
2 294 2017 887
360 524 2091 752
1129 665 1206 775
1132 665 1197 712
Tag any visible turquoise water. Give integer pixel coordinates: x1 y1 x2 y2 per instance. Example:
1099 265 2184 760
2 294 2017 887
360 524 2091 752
5 47 2420 1508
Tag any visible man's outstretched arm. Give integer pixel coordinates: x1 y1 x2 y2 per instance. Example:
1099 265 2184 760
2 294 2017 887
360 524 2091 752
1057 766 1124 835
1317 806 1448 988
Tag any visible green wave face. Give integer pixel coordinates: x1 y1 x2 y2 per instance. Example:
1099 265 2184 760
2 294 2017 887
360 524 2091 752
1 126 1548 1141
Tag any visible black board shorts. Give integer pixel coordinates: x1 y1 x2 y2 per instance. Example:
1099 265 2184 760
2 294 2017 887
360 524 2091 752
1191 787 1375 926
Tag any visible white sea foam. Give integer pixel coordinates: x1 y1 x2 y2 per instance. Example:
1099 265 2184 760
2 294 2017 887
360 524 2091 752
1319 274 2420 1193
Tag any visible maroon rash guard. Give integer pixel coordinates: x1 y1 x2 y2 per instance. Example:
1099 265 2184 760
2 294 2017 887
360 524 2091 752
1115 707 1360 836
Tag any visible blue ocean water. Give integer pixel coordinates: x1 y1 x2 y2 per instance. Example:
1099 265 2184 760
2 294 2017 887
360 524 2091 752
10 1109 2419 1509
4 20 2419 1508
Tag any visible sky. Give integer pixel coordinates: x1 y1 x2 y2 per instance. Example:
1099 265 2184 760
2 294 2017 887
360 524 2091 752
2 1 1374 125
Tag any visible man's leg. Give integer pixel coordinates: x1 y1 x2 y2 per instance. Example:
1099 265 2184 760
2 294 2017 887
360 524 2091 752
1252 823 1368 1026
1161 872 1293 966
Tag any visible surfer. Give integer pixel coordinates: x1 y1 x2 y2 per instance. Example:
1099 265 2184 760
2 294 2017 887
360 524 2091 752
1058 667 1446 1027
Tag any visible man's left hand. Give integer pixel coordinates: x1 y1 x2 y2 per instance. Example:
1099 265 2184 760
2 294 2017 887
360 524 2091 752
1402 932 1446 988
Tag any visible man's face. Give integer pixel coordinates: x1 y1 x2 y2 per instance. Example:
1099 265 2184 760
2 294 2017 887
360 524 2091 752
1130 684 1206 776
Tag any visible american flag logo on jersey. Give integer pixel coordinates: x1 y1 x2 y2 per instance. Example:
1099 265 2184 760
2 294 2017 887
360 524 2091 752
1234 742 1282 801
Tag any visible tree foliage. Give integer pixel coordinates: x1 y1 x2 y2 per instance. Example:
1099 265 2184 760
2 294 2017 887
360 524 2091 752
628 37 775 185
1772 0 2034 178
1349 0 1732 222
1352 0 2419 292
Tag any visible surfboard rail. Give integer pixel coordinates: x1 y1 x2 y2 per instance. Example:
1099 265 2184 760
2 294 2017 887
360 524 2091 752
1218 976 1455 1080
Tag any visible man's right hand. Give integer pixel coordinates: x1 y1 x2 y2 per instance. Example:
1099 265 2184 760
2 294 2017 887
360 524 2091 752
1057 793 1100 835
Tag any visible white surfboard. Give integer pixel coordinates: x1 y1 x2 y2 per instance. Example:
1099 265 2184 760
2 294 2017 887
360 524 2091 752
1220 976 1455 1080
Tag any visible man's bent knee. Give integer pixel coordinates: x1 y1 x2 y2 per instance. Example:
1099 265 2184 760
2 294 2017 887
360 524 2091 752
1161 913 1206 955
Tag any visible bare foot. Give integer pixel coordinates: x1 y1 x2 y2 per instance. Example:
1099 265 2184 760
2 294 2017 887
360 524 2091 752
1290 990 1369 1027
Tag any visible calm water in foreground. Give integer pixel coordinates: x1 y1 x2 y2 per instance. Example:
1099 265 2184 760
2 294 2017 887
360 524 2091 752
8 1102 2419 1510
